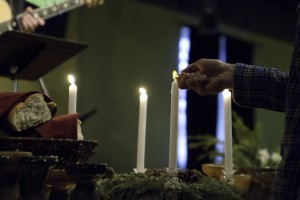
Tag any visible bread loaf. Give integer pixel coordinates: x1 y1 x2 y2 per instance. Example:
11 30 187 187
8 93 56 132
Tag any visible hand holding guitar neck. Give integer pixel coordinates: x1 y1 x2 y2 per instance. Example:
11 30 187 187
21 6 45 33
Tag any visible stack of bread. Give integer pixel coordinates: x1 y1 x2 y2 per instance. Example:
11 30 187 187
0 91 82 139
8 93 55 132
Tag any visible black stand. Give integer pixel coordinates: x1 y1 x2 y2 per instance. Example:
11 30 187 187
0 31 88 91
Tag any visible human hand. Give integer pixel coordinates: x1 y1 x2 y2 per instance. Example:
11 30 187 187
177 59 235 95
83 0 104 7
21 7 45 33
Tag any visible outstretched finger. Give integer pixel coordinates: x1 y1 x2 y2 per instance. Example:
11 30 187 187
177 72 190 89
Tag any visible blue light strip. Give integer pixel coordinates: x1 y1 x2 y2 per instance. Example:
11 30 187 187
215 35 227 164
177 26 191 169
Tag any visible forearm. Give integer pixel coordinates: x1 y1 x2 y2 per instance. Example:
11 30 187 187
233 63 288 112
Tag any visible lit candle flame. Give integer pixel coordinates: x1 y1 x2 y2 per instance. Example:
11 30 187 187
172 70 178 80
68 75 75 84
139 87 147 95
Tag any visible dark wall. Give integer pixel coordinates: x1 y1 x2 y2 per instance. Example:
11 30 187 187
138 0 299 42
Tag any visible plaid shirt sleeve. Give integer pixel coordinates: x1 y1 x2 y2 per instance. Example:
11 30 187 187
233 63 288 112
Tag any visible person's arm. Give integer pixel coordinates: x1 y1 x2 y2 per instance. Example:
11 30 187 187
177 59 288 112
233 63 287 112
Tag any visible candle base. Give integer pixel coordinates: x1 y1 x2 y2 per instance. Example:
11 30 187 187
133 168 147 173
222 169 236 185
167 168 179 176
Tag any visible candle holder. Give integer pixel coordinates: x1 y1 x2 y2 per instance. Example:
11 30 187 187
17 155 59 200
133 168 147 173
222 169 236 185
167 168 179 177
46 169 75 200
66 163 108 200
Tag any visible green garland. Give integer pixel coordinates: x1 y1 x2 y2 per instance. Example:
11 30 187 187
96 169 243 200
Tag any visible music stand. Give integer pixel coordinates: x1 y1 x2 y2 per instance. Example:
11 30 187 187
0 31 88 91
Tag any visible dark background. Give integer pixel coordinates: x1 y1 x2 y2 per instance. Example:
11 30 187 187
138 0 298 42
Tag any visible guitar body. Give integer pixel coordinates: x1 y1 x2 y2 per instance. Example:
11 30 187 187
0 0 12 23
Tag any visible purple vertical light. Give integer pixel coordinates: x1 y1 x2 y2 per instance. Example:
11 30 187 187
177 26 190 169
215 35 227 164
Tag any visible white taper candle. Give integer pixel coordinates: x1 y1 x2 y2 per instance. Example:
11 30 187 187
223 89 233 177
169 71 179 172
68 75 77 114
136 87 148 172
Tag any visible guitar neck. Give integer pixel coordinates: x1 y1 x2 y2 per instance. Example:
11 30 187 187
17 0 84 21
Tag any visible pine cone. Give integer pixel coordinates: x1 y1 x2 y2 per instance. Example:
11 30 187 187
178 169 204 183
